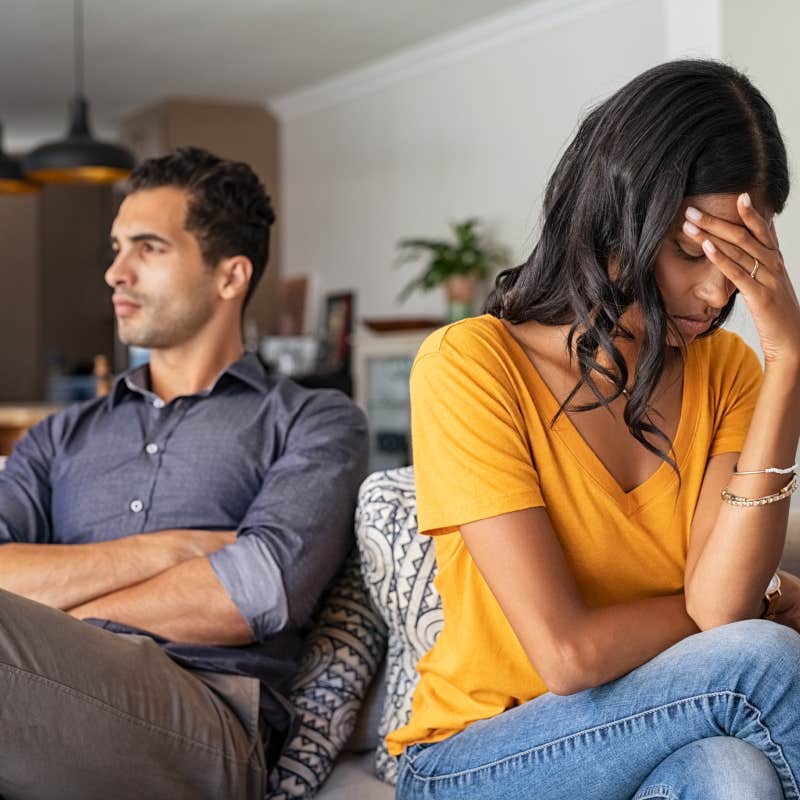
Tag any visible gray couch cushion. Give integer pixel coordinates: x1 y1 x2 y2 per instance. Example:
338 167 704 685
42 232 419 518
313 752 395 800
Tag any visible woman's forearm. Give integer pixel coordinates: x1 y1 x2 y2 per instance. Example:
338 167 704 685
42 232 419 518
556 594 699 694
686 361 800 628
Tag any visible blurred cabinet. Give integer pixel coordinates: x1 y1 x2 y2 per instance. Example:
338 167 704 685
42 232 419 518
0 184 115 402
0 192 41 400
354 325 438 472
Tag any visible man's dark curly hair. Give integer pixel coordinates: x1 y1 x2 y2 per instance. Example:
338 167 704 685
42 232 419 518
127 147 276 310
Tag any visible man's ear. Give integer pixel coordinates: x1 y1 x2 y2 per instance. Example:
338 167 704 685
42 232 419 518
217 256 253 301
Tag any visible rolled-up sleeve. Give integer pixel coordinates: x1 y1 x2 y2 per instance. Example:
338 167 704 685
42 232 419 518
0 419 55 544
208 391 368 640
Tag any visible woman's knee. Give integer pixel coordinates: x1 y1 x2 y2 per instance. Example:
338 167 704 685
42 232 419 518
692 619 800 675
633 736 784 800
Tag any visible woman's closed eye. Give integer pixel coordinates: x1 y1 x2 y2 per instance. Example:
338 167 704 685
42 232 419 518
675 242 706 262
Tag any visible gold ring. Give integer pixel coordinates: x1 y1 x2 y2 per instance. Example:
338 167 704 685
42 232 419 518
750 258 760 279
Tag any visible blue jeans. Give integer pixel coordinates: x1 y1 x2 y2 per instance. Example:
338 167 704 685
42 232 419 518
397 620 800 799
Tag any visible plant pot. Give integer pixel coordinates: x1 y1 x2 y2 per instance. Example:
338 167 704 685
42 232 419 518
445 274 480 322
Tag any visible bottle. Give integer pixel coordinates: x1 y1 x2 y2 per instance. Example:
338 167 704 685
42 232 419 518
93 354 112 397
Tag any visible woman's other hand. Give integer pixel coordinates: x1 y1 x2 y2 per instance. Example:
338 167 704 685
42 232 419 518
770 570 800 632
682 193 800 368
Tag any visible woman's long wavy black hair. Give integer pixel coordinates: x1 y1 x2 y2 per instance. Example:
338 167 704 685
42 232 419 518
485 59 790 469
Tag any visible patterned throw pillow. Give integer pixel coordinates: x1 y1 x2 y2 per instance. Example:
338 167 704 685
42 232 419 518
268 548 387 799
355 467 443 785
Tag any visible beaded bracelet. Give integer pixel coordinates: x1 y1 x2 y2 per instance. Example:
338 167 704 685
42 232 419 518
734 463 798 476
721 474 797 507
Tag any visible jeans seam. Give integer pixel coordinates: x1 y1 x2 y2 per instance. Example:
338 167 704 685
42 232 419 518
404 744 433 767
0 661 256 766
740 692 800 798
633 785 677 800
403 689 799 796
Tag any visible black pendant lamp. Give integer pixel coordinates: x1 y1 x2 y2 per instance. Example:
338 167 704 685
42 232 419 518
0 123 38 195
23 0 135 185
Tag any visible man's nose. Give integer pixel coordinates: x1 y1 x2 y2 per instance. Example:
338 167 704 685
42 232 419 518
105 251 131 288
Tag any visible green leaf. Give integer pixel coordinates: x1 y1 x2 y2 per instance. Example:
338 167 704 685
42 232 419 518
396 217 508 302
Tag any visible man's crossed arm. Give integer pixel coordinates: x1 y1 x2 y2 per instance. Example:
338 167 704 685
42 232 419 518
0 531 254 644
67 545 254 645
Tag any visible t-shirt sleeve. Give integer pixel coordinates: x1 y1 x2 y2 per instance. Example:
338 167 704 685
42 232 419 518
709 337 763 457
410 339 544 536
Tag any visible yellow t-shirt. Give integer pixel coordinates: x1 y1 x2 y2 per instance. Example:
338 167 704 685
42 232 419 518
386 314 762 756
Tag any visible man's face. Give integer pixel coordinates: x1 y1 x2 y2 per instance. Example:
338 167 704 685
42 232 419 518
106 187 218 349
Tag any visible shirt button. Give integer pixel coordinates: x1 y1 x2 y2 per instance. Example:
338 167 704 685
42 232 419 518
145 443 159 455
129 499 144 513
152 398 165 409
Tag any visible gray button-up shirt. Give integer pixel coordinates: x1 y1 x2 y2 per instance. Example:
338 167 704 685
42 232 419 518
0 353 368 716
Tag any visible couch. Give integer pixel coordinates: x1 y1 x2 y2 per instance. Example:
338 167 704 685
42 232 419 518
272 467 800 799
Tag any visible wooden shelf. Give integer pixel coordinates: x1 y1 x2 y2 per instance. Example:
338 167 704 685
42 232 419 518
0 404 61 455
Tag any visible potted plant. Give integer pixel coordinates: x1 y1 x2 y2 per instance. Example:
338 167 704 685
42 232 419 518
397 218 508 322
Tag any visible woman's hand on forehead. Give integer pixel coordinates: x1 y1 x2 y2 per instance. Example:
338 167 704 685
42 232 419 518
683 194 776 252
681 192 800 367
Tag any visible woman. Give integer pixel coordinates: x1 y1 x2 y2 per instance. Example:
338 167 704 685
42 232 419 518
391 60 800 799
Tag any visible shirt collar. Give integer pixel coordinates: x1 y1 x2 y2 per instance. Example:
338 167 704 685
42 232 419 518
223 351 273 393
107 351 271 408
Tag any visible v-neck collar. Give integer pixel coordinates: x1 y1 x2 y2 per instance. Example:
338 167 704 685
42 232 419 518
488 315 700 515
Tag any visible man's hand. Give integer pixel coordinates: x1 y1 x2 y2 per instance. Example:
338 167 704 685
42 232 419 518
68 555 253 645
157 529 237 560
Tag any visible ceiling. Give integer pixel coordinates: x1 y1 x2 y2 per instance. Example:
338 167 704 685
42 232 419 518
0 0 535 150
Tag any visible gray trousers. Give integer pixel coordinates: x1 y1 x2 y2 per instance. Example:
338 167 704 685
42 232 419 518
0 588 266 800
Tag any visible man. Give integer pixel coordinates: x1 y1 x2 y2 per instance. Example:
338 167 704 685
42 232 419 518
0 148 368 799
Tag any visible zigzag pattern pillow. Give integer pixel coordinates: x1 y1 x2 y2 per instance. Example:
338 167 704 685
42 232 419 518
268 548 387 799
355 467 443 785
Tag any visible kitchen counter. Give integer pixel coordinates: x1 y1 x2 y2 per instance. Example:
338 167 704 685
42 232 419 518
0 404 62 455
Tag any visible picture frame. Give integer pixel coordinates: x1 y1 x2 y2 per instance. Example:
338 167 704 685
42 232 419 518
322 291 354 372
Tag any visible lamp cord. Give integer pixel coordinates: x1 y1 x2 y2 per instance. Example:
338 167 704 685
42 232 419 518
74 0 84 96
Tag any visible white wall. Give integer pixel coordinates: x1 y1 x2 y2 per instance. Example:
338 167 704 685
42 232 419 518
278 0 800 344
663 0 722 60
277 0 666 326
277 0 800 498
